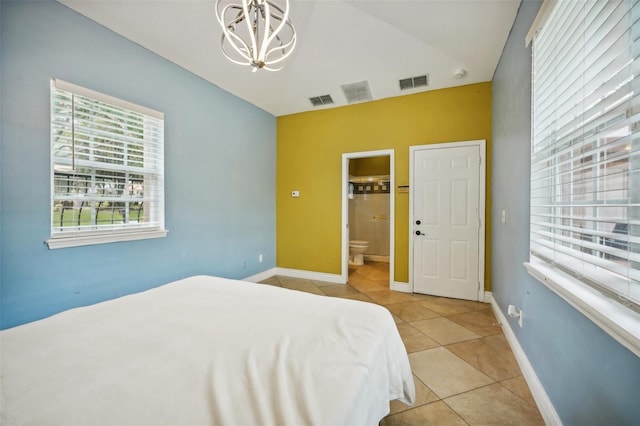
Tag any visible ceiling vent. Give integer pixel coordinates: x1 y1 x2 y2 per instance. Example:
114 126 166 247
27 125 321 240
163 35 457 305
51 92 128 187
399 74 429 90
341 81 372 104
309 95 334 106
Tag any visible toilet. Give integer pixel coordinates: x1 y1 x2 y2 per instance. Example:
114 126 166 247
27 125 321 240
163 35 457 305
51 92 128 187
349 240 369 265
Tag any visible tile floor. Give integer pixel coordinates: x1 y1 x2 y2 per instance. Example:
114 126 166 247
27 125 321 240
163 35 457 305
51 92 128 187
259 262 544 425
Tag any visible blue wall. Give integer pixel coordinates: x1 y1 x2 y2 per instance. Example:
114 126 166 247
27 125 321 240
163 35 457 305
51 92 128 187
0 1 276 329
492 1 640 424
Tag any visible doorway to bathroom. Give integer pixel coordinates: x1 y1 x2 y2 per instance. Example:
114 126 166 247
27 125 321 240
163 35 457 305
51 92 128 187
341 149 395 289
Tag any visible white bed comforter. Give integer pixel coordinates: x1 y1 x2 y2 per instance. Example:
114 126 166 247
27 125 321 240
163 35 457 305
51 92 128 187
1 275 414 425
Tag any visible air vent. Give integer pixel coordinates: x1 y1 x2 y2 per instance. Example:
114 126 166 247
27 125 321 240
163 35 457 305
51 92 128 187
309 95 334 106
399 74 429 90
341 81 372 104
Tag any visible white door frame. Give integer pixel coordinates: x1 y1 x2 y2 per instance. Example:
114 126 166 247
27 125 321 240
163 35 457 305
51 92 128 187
409 140 486 301
341 149 395 287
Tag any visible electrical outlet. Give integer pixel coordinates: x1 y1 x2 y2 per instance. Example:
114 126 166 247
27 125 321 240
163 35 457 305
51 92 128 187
508 304 523 327
258 254 263 262
518 309 523 328
501 209 506 224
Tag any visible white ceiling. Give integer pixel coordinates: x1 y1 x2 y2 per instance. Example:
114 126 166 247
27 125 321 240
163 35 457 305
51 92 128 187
58 0 520 117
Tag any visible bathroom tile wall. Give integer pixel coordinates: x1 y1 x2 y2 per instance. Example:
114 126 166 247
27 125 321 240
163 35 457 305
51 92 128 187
351 180 391 194
349 192 390 256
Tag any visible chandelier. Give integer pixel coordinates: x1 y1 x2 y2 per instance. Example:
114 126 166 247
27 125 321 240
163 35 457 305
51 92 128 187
215 0 297 72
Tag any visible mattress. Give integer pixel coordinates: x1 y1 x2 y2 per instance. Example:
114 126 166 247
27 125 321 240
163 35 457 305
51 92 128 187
0 275 415 425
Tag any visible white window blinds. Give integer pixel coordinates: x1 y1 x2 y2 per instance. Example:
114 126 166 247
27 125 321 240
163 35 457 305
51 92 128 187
530 0 640 306
50 79 165 245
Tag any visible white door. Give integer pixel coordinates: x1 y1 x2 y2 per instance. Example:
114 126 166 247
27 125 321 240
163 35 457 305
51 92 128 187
412 144 481 300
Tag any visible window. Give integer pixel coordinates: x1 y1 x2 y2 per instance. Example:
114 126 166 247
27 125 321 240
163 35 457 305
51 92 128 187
46 79 167 249
527 0 639 354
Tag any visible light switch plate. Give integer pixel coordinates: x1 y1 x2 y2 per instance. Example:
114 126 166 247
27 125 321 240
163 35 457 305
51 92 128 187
291 190 300 198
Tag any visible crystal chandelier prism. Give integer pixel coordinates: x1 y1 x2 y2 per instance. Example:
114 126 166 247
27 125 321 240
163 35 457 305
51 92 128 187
215 0 297 72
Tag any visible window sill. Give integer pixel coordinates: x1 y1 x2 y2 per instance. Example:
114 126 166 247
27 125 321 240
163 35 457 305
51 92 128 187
46 229 168 249
524 260 640 357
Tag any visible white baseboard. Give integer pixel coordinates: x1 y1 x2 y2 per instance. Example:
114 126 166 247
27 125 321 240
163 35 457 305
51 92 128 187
489 298 562 426
243 267 345 284
391 281 410 292
273 267 345 284
243 268 278 283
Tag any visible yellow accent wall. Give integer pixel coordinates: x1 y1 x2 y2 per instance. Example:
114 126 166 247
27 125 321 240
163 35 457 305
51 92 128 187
276 82 492 288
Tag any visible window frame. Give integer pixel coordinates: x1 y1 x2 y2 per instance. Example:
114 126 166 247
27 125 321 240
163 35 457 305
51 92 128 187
525 0 640 357
46 79 168 249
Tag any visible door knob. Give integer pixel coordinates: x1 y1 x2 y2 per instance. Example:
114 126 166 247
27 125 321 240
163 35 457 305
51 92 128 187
415 230 424 236
416 220 421 225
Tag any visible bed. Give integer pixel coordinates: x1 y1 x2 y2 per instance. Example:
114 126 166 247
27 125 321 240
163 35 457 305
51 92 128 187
0 275 415 425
